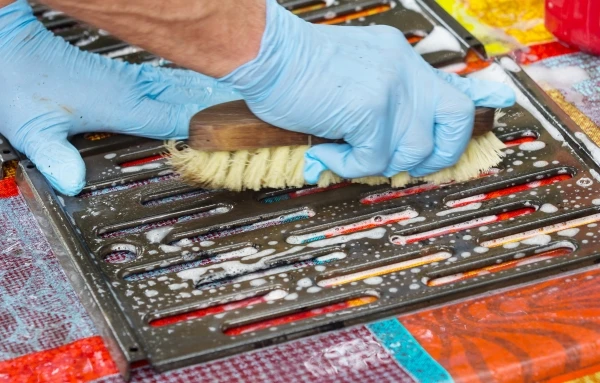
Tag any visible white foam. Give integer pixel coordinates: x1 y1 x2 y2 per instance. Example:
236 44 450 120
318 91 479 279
540 203 558 213
399 0 422 12
533 161 548 168
558 228 580 237
168 283 188 290
159 244 181 253
438 62 467 73
121 162 163 173
523 65 589 102
363 277 383 285
146 227 174 243
521 234 552 246
297 277 313 288
519 141 546 151
437 203 482 217
575 132 600 165
264 289 287 301
104 153 117 160
145 290 158 297
577 177 593 187
306 228 387 248
469 64 564 142
414 26 461 55
500 57 521 72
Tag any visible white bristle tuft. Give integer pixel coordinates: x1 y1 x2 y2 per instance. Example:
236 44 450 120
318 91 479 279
166 133 506 191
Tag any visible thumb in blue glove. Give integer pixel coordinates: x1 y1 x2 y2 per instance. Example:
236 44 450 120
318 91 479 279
0 0 240 196
220 0 515 184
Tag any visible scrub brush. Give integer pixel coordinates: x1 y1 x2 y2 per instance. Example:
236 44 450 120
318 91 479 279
166 100 504 191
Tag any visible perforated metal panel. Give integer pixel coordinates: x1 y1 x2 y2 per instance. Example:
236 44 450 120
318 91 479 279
19 0 600 380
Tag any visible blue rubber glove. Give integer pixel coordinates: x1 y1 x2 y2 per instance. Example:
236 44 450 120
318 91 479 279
220 0 516 183
0 0 239 196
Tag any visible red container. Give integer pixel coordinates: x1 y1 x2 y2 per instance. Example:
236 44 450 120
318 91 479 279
545 0 600 55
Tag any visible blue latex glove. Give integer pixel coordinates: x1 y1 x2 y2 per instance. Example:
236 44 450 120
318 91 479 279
0 0 239 196
221 0 516 183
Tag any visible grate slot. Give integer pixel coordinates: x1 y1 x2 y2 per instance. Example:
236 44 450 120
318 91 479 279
317 250 452 287
170 208 316 245
444 167 576 207
286 207 418 244
259 182 352 204
391 202 538 245
425 242 576 287
180 247 346 288
481 210 600 248
149 287 287 327
97 204 231 238
300 0 394 23
121 243 257 281
223 295 378 336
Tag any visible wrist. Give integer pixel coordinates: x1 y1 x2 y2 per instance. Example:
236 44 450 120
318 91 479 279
0 0 15 8
219 0 310 95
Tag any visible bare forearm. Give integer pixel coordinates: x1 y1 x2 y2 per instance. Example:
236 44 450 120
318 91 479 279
36 0 265 77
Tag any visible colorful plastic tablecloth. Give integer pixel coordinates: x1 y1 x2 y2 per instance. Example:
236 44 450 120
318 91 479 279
2 0 600 382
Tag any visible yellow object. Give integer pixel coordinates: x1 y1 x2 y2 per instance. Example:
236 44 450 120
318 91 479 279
166 131 505 191
436 0 554 55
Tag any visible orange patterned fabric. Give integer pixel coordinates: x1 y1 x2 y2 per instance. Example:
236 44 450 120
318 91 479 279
400 269 600 383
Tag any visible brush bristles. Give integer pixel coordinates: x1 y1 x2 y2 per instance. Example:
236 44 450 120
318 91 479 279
166 132 505 191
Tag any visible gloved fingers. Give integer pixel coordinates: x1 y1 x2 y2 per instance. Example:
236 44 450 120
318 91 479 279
23 123 86 196
382 117 435 177
434 69 516 108
304 142 389 183
409 85 475 177
138 64 241 107
101 98 203 140
145 82 241 107
139 64 224 89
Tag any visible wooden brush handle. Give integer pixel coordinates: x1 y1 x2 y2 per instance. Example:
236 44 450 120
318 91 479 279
188 100 495 152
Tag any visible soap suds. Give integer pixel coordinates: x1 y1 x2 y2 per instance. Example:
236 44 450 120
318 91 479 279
523 64 589 103
306 228 387 248
414 26 461 55
437 203 482 217
500 57 521 72
519 141 546 151
469 64 564 142
399 0 422 12
521 234 552 246
146 227 174 244
363 277 383 285
540 203 558 213
575 132 600 165
558 228 579 237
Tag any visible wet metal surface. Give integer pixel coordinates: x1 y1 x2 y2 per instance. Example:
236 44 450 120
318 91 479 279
19 0 600 379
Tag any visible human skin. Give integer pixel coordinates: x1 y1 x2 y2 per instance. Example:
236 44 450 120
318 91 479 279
0 0 265 77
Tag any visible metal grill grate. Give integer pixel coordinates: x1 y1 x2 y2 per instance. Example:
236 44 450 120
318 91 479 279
17 0 600 380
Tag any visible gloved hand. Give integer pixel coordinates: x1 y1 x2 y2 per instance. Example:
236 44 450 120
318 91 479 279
0 0 239 196
220 0 516 183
